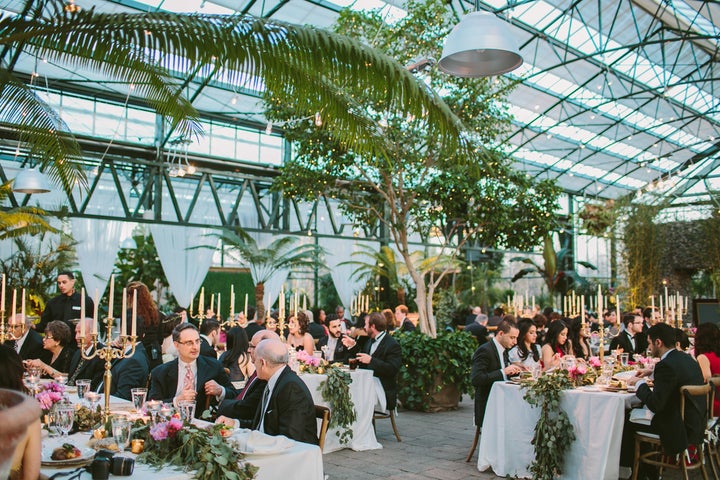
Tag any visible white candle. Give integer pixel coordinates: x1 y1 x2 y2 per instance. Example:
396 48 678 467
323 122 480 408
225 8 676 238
217 293 221 319
244 293 248 318
199 287 204 316
132 289 137 337
11 289 16 317
581 295 586 324
616 295 620 321
664 286 669 312
597 284 603 318
1 273 5 311
651 295 655 312
230 285 235 318
80 288 86 337
303 294 307 312
93 289 99 334
108 275 114 320
210 293 214 313
189 293 194 316
21 288 25 324
121 287 127 337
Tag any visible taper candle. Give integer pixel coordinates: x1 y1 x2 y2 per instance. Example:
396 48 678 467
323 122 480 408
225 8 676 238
93 289 99 334
132 289 137 337
108 275 115 320
80 288 86 337
121 287 127 337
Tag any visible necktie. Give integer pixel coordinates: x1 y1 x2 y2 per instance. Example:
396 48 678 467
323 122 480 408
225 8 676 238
258 386 270 432
184 365 195 391
237 373 256 400
503 348 510 366
14 341 20 354
69 358 87 385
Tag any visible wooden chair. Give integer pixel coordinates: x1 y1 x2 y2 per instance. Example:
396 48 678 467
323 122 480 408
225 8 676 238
465 426 481 462
373 409 401 442
315 405 330 451
707 377 720 480
632 383 712 480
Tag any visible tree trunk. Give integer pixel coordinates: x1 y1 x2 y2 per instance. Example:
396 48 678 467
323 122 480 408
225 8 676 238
254 282 266 321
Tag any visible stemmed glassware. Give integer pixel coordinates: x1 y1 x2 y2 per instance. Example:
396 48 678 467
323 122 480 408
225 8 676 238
54 403 75 438
84 392 101 412
130 388 147 413
111 415 131 453
23 371 40 395
146 400 162 423
75 379 91 405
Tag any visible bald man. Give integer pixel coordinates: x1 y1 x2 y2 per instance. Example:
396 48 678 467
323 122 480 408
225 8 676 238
67 318 105 389
251 339 317 445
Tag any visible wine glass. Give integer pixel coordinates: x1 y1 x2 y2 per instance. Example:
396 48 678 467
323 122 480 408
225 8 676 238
177 400 196 422
22 372 40 395
54 373 68 387
111 415 131 453
54 404 75 438
75 379 91 405
130 388 147 413
84 392 101 412
145 400 162 424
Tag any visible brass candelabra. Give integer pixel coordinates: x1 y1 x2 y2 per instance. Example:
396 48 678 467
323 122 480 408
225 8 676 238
188 310 206 328
598 321 605 364
80 316 137 423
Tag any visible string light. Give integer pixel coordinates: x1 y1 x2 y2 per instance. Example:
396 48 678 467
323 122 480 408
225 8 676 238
314 112 323 127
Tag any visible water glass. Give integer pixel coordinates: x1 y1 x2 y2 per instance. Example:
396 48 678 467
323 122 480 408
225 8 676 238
130 388 147 413
111 415 131 453
84 391 102 411
146 400 162 423
177 400 196 422
54 373 68 386
75 379 91 404
54 404 75 438
563 355 576 370
620 353 630 367
531 364 542 380
23 372 40 394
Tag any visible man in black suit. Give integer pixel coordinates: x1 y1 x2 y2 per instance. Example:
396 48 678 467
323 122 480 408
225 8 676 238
251 338 317 445
148 323 236 417
352 312 402 411
471 319 522 427
215 330 279 428
394 305 416 332
99 342 150 401
636 306 660 355
5 313 48 362
609 314 643 356
199 319 220 358
622 323 706 475
38 271 94 333
465 314 489 345
68 318 104 389
317 317 356 364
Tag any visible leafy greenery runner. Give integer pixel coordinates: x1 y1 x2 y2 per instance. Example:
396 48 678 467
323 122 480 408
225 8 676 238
319 368 356 445
521 371 576 480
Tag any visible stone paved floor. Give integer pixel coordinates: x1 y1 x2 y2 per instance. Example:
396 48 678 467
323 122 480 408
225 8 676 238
323 396 501 480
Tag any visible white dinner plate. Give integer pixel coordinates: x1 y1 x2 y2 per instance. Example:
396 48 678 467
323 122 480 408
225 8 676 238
41 447 95 467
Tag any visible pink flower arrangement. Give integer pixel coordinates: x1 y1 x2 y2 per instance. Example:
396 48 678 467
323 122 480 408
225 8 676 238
567 365 587 380
149 418 183 441
296 350 320 367
588 357 601 368
35 382 65 410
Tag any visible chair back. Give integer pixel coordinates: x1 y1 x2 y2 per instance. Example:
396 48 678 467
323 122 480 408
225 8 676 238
315 405 330 450
709 377 720 418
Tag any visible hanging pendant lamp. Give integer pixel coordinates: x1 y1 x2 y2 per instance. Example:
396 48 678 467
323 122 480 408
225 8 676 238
439 11 523 78
12 168 51 194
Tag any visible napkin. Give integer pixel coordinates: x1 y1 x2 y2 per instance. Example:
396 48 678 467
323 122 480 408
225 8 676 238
613 370 637 380
629 407 654 425
232 430 294 454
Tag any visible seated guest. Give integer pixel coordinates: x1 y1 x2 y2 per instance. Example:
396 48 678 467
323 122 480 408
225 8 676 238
317 317 356 363
161 313 183 363
622 323 706 474
533 313 548 345
695 323 720 416
216 331 278 428
675 328 690 352
243 307 263 340
99 342 149 401
508 318 540 370
541 320 569 371
465 306 482 326
251 339 318 444
471 320 522 428
569 317 591 360
199 319 220 358
286 311 315 352
305 310 326 340
487 307 504 328
465 314 489 345
149 323 236 417
609 314 643 356
26 320 73 378
395 305 416 332
345 312 402 410
603 309 620 338
68 318 105 389
4 313 48 362
0 345 41 480
219 326 254 382
351 313 369 338
381 309 395 333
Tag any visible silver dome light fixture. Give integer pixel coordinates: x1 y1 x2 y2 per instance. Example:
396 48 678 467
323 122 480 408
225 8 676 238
12 168 51 194
439 10 523 78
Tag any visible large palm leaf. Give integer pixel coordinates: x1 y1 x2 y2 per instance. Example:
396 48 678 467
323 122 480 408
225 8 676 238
1 1 471 192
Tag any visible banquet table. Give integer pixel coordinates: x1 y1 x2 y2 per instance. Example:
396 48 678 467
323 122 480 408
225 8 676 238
40 395 323 480
300 368 382 452
477 382 631 480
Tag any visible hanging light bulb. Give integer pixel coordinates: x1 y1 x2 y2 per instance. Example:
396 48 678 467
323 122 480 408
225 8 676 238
265 122 273 135
314 112 323 127
186 164 196 174
64 0 81 13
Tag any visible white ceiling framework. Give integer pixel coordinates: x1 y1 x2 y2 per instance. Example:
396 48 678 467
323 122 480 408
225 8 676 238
2 0 719 213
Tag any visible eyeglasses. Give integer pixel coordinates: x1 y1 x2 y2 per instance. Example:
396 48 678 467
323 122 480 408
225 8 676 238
248 345 256 351
176 339 200 347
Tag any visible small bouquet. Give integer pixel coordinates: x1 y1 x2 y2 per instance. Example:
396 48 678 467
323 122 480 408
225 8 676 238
296 350 325 373
566 363 597 386
35 382 65 411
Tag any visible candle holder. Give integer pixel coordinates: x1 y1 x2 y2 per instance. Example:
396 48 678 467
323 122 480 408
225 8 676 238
598 322 605 364
80 316 137 423
278 310 286 342
0 310 26 343
188 310 206 328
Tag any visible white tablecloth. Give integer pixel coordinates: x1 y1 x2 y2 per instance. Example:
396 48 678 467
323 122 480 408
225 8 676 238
478 382 629 480
300 369 382 452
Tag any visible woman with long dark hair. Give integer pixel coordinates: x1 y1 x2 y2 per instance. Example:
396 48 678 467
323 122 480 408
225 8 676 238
541 319 570 370
127 281 163 370
569 317 591 360
508 318 541 369
695 323 720 415
286 311 315 352
218 326 254 382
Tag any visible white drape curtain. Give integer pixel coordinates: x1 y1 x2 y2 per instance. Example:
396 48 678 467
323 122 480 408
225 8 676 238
244 232 289 310
320 237 377 317
71 218 128 299
150 225 218 308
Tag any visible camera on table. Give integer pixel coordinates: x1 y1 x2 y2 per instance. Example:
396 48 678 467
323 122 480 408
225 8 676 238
87 450 134 479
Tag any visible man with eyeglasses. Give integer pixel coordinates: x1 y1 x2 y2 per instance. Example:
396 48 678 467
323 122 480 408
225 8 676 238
610 313 644 355
148 323 236 417
3 313 47 362
215 330 279 428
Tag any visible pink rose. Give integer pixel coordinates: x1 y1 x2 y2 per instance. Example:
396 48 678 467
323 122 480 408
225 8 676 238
150 423 169 441
167 418 183 435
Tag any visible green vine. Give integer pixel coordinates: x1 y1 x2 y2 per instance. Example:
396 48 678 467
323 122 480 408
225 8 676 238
319 368 356 444
521 371 576 480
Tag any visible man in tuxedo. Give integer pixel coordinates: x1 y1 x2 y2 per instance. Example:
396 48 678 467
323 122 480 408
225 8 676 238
622 323 706 474
100 342 150 401
68 318 104 389
251 339 317 445
38 271 94 334
215 330 279 428
465 314 489 345
317 317 355 363
148 323 236 417
609 314 643 355
199 319 220 358
5 313 47 362
471 319 522 427
637 306 660 355
352 312 402 411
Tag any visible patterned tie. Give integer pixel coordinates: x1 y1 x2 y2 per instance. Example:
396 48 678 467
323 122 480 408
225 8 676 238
258 386 270 432
69 358 87 386
503 348 510 367
184 365 195 391
237 373 256 400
